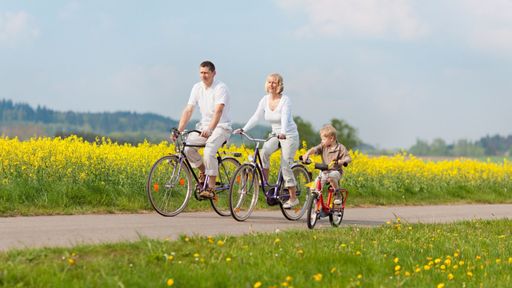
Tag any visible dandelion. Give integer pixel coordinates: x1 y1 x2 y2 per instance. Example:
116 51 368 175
167 278 174 286
404 271 411 277
297 249 304 255
393 257 399 263
437 283 445 288
467 271 473 278
448 273 454 280
508 257 512 264
281 282 289 287
253 281 262 288
496 258 502 264
208 236 214 244
312 273 323 282
355 251 361 256
424 265 431 270
285 276 293 282
274 238 281 244
67 258 76 266
226 257 231 262
394 265 401 272
330 267 337 273
217 240 225 247
357 274 363 279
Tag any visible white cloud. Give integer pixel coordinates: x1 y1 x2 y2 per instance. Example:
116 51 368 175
0 11 39 43
460 0 512 55
276 0 428 40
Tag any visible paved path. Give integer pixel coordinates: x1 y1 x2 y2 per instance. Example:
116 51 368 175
1 204 511 251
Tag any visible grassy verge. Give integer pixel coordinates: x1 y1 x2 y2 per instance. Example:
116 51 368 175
1 219 511 287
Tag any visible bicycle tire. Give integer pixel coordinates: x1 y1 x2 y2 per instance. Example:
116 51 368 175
329 188 346 227
306 195 319 229
210 157 240 217
146 155 192 217
228 163 260 222
280 164 311 221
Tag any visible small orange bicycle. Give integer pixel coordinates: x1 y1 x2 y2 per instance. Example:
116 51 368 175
301 157 348 229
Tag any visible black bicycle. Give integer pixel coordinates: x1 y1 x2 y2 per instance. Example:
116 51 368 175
228 131 311 221
146 128 240 217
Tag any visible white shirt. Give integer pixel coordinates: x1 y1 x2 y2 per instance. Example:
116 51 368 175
188 80 232 129
242 94 298 135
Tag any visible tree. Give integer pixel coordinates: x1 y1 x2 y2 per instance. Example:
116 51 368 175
409 139 431 156
330 118 361 150
293 116 319 148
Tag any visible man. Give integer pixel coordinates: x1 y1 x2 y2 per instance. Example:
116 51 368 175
173 61 232 199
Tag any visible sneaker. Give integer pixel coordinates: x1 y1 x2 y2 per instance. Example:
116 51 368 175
282 198 299 209
333 199 342 206
199 187 215 199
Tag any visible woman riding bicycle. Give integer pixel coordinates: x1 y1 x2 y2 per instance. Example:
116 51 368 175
234 73 300 209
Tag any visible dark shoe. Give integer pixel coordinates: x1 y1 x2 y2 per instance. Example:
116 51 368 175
199 187 215 199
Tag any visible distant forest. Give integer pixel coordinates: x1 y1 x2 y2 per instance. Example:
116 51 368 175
1 99 510 156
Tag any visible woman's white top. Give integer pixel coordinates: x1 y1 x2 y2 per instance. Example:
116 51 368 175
242 94 298 136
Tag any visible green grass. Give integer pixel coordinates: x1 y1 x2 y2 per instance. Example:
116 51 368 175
1 219 511 287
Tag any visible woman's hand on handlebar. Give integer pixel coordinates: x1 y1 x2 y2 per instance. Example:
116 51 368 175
277 133 286 140
170 129 181 142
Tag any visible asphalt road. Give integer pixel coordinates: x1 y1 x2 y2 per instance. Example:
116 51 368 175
1 204 511 251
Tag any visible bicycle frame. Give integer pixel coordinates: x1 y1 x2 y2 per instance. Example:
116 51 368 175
239 132 289 205
313 178 335 217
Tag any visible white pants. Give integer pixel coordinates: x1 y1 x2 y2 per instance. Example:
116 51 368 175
261 134 299 188
184 126 231 176
317 170 342 187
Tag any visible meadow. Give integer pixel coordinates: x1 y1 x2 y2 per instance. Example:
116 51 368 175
1 136 511 216
1 219 511 287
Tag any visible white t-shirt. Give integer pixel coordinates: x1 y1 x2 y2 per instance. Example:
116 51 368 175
242 94 298 135
188 80 232 129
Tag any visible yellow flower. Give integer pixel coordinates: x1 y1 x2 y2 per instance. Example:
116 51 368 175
217 240 225 247
394 265 401 272
393 257 399 263
313 273 323 282
226 257 231 262
253 281 262 288
467 271 473 277
274 238 281 244
167 278 174 286
357 274 363 279
285 276 292 282
437 283 445 288
448 273 454 280
67 258 76 266
330 267 337 273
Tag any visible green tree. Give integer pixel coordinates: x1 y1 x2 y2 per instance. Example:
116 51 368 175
330 118 361 150
294 116 319 148
409 139 431 155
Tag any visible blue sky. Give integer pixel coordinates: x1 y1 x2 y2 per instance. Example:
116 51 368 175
1 0 511 148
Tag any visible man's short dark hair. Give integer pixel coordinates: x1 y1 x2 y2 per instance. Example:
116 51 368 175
200 61 216 72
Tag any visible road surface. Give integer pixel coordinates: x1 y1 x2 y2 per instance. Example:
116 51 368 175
1 204 511 251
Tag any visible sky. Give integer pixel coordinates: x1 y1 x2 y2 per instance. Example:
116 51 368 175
1 0 511 149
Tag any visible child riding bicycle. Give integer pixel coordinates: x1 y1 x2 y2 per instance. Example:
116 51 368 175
301 124 351 202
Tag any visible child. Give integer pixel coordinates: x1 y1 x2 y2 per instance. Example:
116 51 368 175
301 124 351 197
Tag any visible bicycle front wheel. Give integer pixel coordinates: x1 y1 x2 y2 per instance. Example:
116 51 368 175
329 188 347 227
307 195 319 229
280 164 311 221
210 157 240 217
146 155 192 217
229 163 260 221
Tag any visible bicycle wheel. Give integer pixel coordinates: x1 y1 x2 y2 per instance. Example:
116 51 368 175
210 157 240 217
146 155 192 217
307 195 320 229
329 188 346 227
280 164 311 220
229 163 260 221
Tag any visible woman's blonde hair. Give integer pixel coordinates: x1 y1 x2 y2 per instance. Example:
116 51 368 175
320 124 337 138
265 73 284 94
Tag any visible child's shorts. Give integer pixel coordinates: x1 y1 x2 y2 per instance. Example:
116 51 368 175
319 170 341 184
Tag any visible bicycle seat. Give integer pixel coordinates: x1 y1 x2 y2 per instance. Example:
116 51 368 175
314 163 329 171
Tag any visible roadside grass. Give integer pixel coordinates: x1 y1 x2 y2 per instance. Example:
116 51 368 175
1 219 511 287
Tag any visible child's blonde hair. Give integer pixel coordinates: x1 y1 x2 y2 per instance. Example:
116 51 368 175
319 124 337 138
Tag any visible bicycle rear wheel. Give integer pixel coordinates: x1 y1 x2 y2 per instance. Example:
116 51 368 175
329 188 347 227
229 163 259 221
280 164 311 220
306 195 319 229
146 155 192 217
210 157 240 217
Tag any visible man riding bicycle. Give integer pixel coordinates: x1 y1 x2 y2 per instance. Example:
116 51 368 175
172 60 232 199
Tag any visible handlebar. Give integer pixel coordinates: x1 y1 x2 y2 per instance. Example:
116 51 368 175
233 130 277 143
298 155 348 171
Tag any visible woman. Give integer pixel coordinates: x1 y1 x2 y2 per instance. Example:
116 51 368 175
234 73 300 208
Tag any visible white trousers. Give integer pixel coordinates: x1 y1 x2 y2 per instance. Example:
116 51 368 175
261 134 299 187
184 126 231 176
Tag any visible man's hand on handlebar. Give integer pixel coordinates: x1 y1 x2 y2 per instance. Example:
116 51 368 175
233 128 244 134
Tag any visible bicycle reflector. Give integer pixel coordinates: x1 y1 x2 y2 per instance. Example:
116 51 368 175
153 183 159 192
